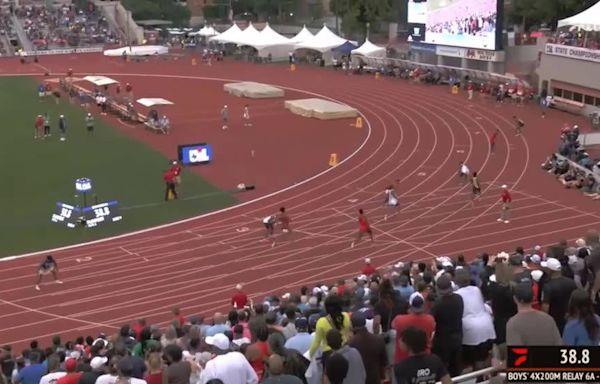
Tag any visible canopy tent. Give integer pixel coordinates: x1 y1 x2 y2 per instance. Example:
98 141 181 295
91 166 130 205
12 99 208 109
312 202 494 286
294 25 350 53
83 75 119 86
351 39 386 57
557 2 600 31
234 22 262 46
255 23 290 47
209 23 243 44
289 25 314 44
333 41 358 54
137 98 174 107
194 25 219 37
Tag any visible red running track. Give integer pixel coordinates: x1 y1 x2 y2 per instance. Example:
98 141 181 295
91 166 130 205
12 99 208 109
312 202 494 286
0 54 598 350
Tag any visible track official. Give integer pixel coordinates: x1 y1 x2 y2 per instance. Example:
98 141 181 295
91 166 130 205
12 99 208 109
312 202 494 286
164 169 178 201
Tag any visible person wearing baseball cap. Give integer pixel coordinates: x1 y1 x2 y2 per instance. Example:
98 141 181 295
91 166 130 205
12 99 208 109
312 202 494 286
200 333 258 383
540 257 577 334
56 359 81 384
506 283 562 346
392 293 435 364
284 318 313 355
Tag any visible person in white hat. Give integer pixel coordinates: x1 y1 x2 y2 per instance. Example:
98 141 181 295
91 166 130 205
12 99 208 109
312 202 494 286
497 185 512 224
200 333 258 383
221 105 229 130
85 113 94 135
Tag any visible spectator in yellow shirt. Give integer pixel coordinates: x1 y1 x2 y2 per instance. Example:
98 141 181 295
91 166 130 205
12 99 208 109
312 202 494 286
309 295 351 365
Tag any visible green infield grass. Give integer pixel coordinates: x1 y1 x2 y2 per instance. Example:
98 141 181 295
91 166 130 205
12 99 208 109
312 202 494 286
0 76 236 257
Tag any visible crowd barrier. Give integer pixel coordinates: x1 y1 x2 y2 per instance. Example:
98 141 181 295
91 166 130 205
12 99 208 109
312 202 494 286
23 47 104 56
355 55 529 87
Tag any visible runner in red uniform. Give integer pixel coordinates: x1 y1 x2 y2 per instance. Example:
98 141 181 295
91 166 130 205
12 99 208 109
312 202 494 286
170 161 182 185
351 208 373 248
490 129 499 153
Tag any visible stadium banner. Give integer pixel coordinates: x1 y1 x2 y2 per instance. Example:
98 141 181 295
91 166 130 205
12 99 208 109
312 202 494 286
24 47 103 56
435 46 504 61
544 44 600 64
425 0 503 50
410 42 437 54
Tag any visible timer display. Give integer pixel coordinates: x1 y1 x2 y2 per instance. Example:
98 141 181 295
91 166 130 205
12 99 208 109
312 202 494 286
507 346 600 383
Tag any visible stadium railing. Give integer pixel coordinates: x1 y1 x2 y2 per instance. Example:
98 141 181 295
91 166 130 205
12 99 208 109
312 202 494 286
437 365 504 384
354 55 529 87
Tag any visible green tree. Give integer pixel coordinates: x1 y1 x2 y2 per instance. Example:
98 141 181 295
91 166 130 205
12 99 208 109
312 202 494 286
122 0 190 26
329 0 391 37
508 0 598 30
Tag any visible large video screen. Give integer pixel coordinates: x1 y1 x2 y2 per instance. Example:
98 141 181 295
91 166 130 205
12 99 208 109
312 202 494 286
408 0 427 24
425 0 499 50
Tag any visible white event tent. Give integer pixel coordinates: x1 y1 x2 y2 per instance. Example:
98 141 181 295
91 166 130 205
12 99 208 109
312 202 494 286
289 25 314 44
235 22 262 46
194 25 219 37
209 23 243 44
294 25 349 53
351 39 386 57
557 2 600 31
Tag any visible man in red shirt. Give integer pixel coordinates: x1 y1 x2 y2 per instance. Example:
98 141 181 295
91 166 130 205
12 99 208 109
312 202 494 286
34 115 44 139
489 129 499 153
497 184 512 224
362 258 377 276
351 208 373 248
392 293 435 364
56 359 81 384
172 307 185 327
231 284 248 309
170 161 182 185
163 169 177 201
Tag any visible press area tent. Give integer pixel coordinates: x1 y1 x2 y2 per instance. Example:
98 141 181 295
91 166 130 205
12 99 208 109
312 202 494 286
333 41 358 54
210 22 293 60
557 1 600 31
351 39 386 58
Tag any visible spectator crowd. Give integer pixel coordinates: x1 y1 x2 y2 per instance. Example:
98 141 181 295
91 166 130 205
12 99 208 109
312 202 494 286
15 1 119 51
549 30 600 50
1 232 600 384
542 123 600 197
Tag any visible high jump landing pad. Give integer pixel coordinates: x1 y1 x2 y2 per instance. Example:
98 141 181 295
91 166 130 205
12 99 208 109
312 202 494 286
284 98 358 120
223 82 285 98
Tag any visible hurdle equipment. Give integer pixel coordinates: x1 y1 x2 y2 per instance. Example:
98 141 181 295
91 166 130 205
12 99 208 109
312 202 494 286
329 153 338 167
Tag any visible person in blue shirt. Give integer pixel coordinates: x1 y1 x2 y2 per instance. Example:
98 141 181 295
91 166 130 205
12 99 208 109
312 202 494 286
284 318 313 355
563 289 600 346
14 351 46 384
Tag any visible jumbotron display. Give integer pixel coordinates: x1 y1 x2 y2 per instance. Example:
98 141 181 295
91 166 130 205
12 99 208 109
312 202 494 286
424 0 501 50
408 0 428 24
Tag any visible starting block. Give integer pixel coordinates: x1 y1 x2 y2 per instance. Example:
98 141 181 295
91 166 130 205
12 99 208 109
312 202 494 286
329 153 338 167
290 64 296 72
452 85 459 95
353 116 363 129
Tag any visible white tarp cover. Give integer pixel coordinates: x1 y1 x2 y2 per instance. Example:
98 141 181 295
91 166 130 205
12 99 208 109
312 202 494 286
235 22 262 46
289 25 314 44
103 45 168 57
137 98 174 107
83 76 119 86
209 23 243 43
351 39 386 57
558 2 600 31
295 25 349 53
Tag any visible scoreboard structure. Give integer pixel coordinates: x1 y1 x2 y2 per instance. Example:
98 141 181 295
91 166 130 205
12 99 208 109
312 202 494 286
51 178 123 229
